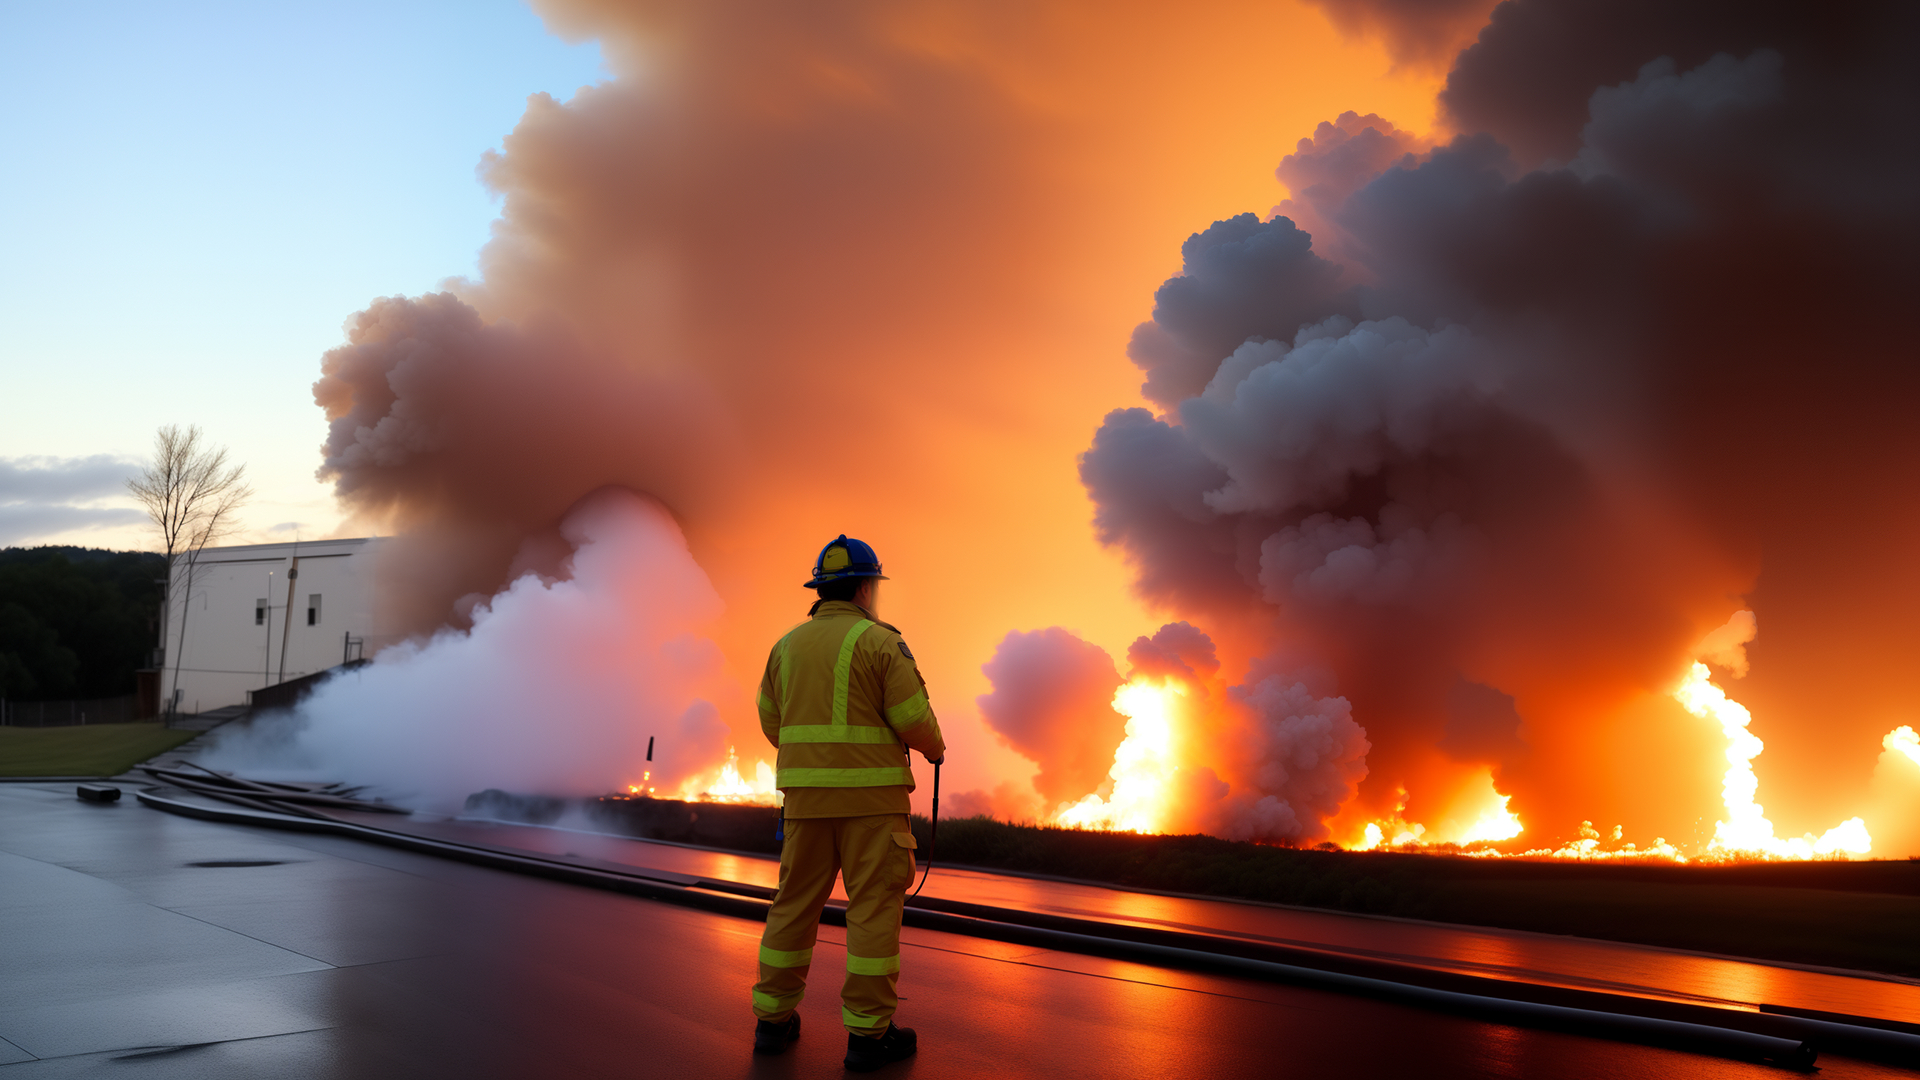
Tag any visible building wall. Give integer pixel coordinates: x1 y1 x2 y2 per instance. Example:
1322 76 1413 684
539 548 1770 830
160 537 395 714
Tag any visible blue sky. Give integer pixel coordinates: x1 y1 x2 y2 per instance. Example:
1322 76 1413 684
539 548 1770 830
0 1 604 546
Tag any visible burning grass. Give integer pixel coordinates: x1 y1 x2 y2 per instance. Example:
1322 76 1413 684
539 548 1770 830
908 815 1920 977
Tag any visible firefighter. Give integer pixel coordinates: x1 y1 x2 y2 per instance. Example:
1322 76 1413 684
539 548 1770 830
751 535 946 1071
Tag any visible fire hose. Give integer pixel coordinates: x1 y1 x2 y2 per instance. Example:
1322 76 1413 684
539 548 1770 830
911 758 940 897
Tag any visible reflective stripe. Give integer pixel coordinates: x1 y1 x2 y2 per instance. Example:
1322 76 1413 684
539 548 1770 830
777 766 914 788
843 1005 889 1029
884 690 929 729
778 724 901 745
760 945 814 968
755 989 802 1013
846 953 900 976
773 633 794 708
831 619 876 726
757 690 777 716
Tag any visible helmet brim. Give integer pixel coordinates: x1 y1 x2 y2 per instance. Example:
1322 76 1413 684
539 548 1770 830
803 571 889 589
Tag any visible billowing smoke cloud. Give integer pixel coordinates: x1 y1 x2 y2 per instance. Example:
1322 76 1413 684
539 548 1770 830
204 489 739 807
1126 216 1357 408
312 293 733 635
297 0 1462 813
303 0 1222 787
976 627 1126 807
1270 111 1429 272
1213 665 1371 843
291 0 1916 849
1126 621 1220 683
1304 0 1497 72
975 620 1367 844
1083 0 1920 845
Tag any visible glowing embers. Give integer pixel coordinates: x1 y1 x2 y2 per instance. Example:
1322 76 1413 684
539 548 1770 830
1508 822 1684 862
1053 680 1184 834
1673 662 1870 860
624 770 655 796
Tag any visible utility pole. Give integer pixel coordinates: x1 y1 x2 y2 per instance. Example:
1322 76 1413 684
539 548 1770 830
276 553 300 685
263 569 275 688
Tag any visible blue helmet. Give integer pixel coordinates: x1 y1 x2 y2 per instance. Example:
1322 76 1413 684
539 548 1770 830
804 534 888 589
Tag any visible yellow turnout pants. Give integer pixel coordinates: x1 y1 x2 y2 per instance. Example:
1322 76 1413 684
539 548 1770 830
752 814 918 1035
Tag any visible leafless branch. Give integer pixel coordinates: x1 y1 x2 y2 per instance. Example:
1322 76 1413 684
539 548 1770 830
126 424 253 564
127 425 253 718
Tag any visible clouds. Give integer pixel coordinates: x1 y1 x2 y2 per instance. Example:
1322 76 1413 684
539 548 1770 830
0 456 144 545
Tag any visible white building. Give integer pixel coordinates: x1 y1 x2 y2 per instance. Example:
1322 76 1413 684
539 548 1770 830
160 537 396 715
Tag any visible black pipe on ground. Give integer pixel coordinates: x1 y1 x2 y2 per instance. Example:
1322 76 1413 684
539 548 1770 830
137 787 1920 1070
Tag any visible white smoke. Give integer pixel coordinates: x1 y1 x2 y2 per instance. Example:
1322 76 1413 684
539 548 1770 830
200 488 739 810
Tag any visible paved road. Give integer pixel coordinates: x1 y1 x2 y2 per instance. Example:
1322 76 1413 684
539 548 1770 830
0 782 1909 1078
425 811 1920 1025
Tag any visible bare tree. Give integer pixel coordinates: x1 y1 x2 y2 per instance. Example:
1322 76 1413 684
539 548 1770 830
127 425 253 721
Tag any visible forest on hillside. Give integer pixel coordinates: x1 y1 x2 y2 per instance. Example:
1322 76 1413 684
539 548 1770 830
0 547 165 700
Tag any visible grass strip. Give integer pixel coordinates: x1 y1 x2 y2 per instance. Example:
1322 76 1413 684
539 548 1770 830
0 722 197 777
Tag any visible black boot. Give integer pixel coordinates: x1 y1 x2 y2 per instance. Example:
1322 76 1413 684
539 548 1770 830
843 1023 917 1072
753 1013 801 1055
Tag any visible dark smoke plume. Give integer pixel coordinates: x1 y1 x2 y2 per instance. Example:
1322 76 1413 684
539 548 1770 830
1305 0 1498 72
1084 0 1920 846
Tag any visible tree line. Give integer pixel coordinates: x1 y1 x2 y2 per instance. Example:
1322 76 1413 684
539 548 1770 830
4 423 252 706
0 547 166 700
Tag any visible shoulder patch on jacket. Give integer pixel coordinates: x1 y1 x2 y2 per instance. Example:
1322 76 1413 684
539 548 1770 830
897 640 914 660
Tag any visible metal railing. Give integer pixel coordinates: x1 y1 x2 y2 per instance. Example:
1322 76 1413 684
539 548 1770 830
0 694 146 726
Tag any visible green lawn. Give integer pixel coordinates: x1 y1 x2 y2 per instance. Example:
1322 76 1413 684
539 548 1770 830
0 723 197 777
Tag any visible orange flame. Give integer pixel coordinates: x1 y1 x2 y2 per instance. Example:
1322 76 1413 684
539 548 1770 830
681 746 780 805
1458 790 1523 844
1347 658 1881 862
1673 662 1870 859
1887 725 1920 769
1053 680 1183 833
